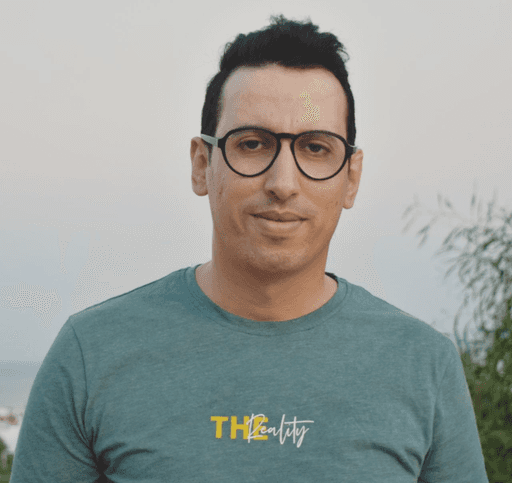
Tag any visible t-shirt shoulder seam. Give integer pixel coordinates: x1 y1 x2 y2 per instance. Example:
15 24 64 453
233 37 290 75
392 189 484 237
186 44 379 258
436 344 455 401
68 269 182 320
68 323 89 401
348 281 456 342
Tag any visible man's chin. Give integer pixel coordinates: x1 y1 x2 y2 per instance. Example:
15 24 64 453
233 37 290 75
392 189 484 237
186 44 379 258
236 249 308 277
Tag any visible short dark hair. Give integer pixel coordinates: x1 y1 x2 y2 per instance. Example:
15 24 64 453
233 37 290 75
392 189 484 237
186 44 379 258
200 14 356 165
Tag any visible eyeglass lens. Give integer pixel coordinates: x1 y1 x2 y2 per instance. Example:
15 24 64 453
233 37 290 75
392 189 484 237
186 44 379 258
225 129 346 179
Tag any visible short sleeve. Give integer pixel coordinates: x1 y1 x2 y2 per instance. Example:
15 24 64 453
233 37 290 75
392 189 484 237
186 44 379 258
419 340 489 482
10 321 101 482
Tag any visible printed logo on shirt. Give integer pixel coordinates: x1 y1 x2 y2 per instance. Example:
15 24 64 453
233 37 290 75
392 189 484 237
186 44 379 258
210 413 314 448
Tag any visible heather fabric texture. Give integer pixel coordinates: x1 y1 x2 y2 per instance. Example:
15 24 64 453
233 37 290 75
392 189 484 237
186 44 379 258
11 264 488 482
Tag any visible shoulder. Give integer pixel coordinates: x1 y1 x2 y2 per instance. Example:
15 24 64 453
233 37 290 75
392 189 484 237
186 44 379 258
340 278 457 360
66 266 191 335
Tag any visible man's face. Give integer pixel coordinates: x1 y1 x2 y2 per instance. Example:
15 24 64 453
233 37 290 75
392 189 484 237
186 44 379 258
191 63 363 277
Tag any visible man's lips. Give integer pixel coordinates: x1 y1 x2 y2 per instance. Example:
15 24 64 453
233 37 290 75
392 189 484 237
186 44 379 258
251 215 305 236
252 211 306 222
253 215 297 222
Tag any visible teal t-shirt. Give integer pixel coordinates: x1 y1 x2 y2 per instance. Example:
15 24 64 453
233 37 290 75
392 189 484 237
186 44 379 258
10 264 488 482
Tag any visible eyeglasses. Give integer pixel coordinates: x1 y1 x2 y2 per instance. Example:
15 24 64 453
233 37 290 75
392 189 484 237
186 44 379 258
200 127 357 181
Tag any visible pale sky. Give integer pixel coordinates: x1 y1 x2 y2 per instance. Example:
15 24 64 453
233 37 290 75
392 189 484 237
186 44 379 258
1 0 512 447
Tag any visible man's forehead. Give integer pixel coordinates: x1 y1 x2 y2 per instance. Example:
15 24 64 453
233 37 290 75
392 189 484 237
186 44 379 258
223 65 340 102
219 65 347 132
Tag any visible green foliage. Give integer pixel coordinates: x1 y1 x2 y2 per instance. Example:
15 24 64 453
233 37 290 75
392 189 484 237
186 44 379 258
462 297 512 482
403 185 512 483
0 436 13 481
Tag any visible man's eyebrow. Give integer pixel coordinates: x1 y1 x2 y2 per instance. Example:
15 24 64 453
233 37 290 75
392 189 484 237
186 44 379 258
234 124 330 134
235 124 267 130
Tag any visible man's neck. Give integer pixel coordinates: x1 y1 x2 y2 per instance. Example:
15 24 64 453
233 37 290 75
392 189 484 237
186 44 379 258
195 260 338 322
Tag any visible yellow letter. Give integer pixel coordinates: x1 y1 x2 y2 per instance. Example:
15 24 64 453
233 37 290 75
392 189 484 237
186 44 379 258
230 416 250 440
252 416 268 440
211 416 228 439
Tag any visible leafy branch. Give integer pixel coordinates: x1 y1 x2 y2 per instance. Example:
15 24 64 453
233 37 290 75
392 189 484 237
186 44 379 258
402 185 512 362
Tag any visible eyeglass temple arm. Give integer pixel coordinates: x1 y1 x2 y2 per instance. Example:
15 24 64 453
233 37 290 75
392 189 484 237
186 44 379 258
200 134 218 147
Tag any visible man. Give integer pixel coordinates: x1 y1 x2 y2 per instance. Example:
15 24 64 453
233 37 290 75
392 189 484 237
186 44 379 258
11 15 488 482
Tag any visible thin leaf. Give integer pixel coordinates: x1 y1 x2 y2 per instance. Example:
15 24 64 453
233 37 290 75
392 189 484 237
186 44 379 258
486 198 495 224
401 202 416 220
401 218 416 236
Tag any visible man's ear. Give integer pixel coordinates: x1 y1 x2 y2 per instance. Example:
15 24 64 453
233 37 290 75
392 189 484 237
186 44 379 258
343 148 363 209
190 137 209 197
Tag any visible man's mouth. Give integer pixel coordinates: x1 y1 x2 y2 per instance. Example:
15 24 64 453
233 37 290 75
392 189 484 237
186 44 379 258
254 216 291 222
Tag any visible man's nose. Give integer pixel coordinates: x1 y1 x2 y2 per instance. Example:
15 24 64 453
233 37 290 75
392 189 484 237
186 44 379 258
271 138 299 176
262 138 301 198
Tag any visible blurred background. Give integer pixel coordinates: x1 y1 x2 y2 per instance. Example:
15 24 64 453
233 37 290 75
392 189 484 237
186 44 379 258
1 0 511 457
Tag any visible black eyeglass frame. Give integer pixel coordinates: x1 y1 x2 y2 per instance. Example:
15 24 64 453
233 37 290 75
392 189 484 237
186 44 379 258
200 127 357 181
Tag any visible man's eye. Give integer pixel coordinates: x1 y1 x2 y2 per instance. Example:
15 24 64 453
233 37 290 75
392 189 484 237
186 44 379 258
240 140 262 150
306 143 328 153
